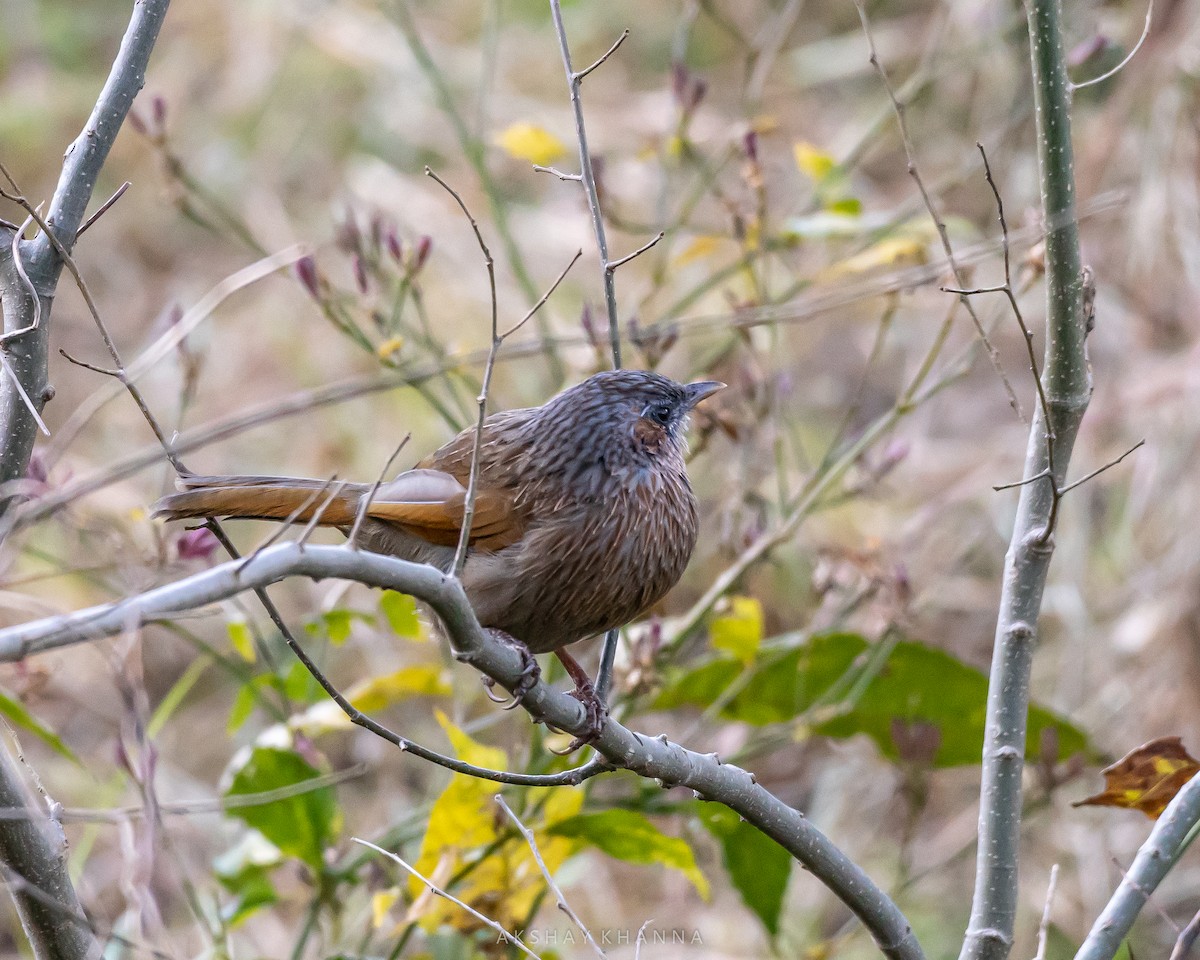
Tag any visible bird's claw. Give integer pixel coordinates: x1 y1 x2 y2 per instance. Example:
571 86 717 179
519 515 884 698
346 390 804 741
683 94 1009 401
480 633 541 710
549 678 607 755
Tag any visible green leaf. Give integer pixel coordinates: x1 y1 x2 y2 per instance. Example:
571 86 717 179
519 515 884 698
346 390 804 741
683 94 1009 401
548 809 709 897
227 674 281 734
227 620 256 662
710 596 763 666
214 833 281 926
305 608 373 646
656 632 1091 768
224 747 341 871
699 806 789 935
826 196 862 216
0 688 78 764
381 591 422 638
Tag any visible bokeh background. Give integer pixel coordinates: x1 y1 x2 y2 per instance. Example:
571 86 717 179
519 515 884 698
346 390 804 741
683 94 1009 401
2 0 1199 956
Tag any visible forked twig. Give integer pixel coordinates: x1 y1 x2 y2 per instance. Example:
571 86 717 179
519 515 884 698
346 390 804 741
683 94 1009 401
496 794 606 959
354 837 544 960
853 2 1021 417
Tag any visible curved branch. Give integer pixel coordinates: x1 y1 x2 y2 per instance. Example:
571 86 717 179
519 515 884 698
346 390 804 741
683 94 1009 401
1075 775 1200 959
0 543 923 960
0 741 100 960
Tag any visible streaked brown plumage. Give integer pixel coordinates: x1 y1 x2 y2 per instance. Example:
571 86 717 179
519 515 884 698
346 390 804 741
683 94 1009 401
155 370 722 741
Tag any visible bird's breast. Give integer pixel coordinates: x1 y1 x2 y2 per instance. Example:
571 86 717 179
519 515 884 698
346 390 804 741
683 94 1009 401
463 467 699 652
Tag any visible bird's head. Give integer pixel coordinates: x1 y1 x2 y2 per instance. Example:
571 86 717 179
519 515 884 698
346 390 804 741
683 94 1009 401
539 370 724 472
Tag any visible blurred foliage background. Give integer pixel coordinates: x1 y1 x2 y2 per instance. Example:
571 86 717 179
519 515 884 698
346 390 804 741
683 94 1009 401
2 0 1199 956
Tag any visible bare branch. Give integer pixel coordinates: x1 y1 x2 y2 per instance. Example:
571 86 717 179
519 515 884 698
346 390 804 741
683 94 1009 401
548 0 625 368
0 542 922 958
573 29 629 82
1077 773 1200 959
0 0 170 509
532 165 582 181
496 795 606 959
959 0 1093 953
354 838 544 960
606 232 665 272
1033 865 1059 960
75 181 131 239
1057 439 1145 495
0 737 100 960
853 1 1021 417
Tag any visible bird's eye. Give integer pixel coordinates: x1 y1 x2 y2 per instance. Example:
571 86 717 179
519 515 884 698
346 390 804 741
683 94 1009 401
646 402 673 426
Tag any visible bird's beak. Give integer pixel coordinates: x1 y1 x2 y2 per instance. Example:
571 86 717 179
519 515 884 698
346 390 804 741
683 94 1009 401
684 380 725 408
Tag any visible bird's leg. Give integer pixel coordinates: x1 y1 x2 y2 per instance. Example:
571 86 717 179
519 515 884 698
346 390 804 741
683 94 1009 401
549 648 607 754
480 629 541 710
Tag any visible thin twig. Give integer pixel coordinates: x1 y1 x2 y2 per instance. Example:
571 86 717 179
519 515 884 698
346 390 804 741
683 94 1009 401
853 2 1021 417
76 180 131 238
347 435 412 548
295 480 348 550
424 166 498 576
53 764 367 823
354 838 544 960
1033 864 1059 960
532 165 582 181
992 468 1052 493
548 0 631 700
496 795 606 959
238 476 337 572
1071 0 1153 91
1057 439 1145 494
606 232 665 272
503 249 582 339
0 355 48 438
573 29 629 82
1170 906 1200 960
548 0 626 367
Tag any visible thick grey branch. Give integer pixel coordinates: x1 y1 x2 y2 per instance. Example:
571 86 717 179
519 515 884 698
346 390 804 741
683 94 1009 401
1075 775 1200 959
959 0 1091 957
0 745 100 960
0 0 170 504
0 543 923 960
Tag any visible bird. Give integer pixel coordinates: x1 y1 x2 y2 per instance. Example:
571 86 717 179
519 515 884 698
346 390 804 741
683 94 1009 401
154 369 724 748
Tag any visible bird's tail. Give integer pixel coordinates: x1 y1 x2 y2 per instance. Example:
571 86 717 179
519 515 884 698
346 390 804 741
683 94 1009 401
154 475 363 526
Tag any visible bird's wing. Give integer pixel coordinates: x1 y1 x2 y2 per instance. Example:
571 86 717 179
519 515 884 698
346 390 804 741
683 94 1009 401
367 468 523 550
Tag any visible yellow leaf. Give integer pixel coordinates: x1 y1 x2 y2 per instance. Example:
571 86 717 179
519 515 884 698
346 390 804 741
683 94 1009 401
824 236 927 279
673 235 724 267
495 123 567 166
349 666 451 711
291 667 450 736
409 714 587 933
793 141 837 181
372 888 401 929
376 337 404 360
1074 736 1200 819
665 134 685 159
711 596 763 666
227 620 256 663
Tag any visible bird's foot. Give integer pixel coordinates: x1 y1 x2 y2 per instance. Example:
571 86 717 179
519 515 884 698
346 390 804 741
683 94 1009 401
547 648 607 755
480 630 541 710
